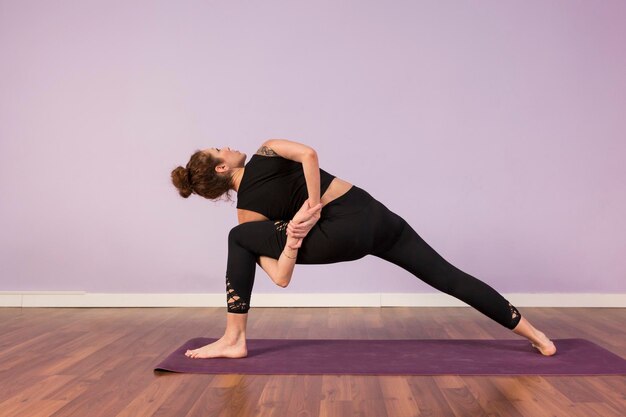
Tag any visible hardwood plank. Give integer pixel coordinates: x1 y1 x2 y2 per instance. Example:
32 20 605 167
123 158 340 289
348 376 388 417
585 377 626 415
440 385 490 417
379 376 421 417
490 376 578 417
256 375 297 416
114 370 189 417
49 354 159 417
407 376 458 416
9 400 68 417
184 386 234 417
0 375 76 416
284 375 323 417
184 374 268 417
462 376 525 417
319 399 352 417
151 374 215 417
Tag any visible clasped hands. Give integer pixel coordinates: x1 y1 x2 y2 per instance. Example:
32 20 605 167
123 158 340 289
285 199 323 250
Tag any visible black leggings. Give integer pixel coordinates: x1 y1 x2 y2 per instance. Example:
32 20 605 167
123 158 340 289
226 185 522 330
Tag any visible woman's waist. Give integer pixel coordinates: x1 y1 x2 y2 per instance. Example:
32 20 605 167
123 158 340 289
321 183 375 216
321 177 354 207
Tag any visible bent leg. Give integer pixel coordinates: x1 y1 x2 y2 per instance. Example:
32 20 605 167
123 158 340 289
186 220 290 359
225 210 378 314
226 221 287 314
372 215 522 330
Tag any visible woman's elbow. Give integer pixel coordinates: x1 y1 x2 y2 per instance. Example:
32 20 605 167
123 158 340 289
275 274 291 288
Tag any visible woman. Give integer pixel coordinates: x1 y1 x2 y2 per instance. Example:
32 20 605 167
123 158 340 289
171 139 557 359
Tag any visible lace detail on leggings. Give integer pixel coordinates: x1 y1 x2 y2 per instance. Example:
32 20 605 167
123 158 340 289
274 220 288 233
508 302 520 321
226 276 248 313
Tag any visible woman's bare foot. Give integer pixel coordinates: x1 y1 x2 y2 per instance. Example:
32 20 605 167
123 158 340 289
530 329 557 356
185 336 248 359
512 316 557 356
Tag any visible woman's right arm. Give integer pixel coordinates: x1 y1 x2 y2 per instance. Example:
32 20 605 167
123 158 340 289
260 139 321 207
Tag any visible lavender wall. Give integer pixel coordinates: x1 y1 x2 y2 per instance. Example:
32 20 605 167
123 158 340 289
1 0 624 294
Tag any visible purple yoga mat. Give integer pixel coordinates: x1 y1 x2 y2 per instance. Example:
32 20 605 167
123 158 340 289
154 338 626 375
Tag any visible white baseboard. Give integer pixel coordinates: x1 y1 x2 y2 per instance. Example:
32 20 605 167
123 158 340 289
0 291 624 308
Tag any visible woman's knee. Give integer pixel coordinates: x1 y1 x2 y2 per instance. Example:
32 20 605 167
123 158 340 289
228 223 247 246
228 222 268 247
228 221 286 259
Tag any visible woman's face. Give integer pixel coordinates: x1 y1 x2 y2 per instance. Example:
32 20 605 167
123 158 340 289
203 147 247 170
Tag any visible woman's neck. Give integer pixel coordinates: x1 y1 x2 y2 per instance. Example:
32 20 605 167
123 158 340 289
231 167 245 192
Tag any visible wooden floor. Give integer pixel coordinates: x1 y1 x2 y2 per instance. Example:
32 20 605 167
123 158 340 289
0 306 624 417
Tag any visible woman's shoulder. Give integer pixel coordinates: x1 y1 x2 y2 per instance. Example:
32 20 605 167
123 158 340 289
249 146 296 165
254 145 282 158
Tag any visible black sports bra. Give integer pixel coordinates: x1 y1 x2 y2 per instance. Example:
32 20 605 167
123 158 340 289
236 154 336 220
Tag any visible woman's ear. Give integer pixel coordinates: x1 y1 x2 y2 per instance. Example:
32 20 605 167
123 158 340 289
215 163 229 173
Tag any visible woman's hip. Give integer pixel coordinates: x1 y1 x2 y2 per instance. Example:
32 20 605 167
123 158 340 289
300 188 407 261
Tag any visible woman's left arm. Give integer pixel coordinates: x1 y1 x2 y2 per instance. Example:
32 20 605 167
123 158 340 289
255 199 323 288
257 236 300 288
262 139 321 207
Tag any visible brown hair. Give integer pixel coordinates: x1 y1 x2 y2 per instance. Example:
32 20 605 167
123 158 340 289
171 149 234 201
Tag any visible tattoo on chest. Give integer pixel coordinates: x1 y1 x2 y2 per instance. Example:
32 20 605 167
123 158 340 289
256 146 279 157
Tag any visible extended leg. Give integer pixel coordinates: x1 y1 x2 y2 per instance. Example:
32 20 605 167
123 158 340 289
373 217 523 330
371 214 556 355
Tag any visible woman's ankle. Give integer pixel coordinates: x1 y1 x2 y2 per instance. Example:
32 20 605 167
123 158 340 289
512 317 549 345
224 312 248 344
222 331 247 345
512 317 536 341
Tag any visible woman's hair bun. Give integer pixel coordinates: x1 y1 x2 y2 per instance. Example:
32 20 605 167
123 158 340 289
171 166 193 198
171 148 233 201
